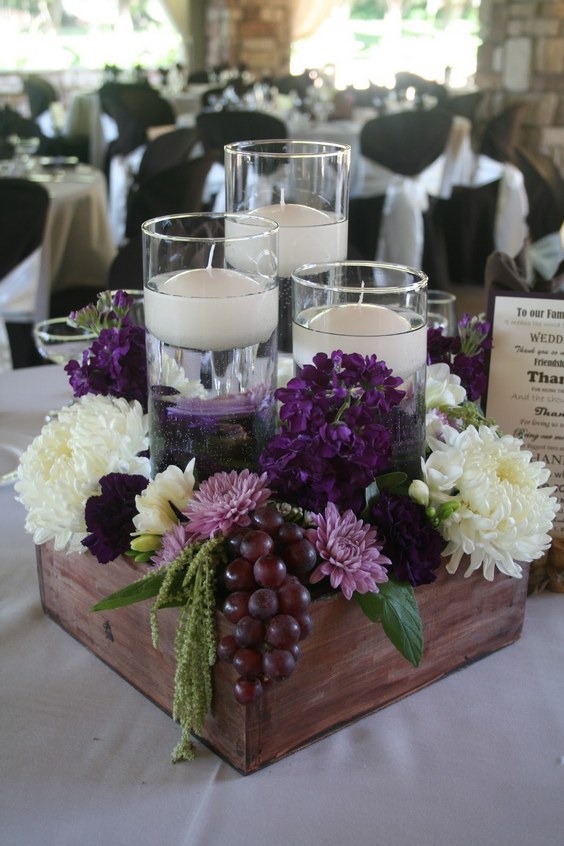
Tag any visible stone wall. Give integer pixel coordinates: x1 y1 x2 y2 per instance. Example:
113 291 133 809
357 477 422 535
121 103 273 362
206 0 291 78
476 0 564 170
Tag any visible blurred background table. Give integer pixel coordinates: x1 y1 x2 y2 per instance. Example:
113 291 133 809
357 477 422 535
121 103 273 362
1 365 563 846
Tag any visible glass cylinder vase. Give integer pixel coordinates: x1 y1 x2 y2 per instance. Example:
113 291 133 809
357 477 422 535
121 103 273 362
292 261 428 479
224 140 351 354
142 213 279 480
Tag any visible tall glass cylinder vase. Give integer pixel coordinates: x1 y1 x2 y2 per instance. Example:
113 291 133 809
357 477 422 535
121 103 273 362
292 261 428 479
224 140 351 353
142 213 279 480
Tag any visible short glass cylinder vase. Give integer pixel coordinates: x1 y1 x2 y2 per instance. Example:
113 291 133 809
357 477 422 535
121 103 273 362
292 261 428 479
142 213 279 479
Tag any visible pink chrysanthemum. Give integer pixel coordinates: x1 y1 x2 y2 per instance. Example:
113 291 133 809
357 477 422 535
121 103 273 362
183 469 271 540
307 502 390 600
151 522 194 567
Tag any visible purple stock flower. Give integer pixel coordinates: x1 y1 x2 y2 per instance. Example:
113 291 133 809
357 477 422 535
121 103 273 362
65 324 148 409
261 350 404 513
370 491 445 586
82 472 149 563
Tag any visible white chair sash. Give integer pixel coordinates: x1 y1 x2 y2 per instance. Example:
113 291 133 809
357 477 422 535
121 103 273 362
0 247 42 320
473 155 529 258
360 158 442 269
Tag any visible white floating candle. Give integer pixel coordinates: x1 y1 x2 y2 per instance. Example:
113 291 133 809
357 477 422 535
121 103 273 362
145 268 278 351
252 203 348 277
293 303 426 378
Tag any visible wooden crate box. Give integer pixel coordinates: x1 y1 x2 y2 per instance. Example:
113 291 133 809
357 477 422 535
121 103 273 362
36 541 529 774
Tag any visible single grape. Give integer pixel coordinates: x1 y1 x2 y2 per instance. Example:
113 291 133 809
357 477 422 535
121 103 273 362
239 530 274 562
283 539 318 577
222 591 250 623
266 614 301 649
288 642 301 660
275 523 304 545
233 677 263 705
225 529 249 560
234 615 266 648
248 587 279 620
224 557 257 592
216 634 238 662
294 611 314 640
277 579 312 615
262 649 296 682
253 553 287 588
250 504 284 535
232 647 263 679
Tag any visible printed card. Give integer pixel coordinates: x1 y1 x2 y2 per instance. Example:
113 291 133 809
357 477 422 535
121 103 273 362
485 290 564 536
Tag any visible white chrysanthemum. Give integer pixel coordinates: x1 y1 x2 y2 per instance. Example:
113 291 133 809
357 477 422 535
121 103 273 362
426 362 467 409
133 459 196 535
422 423 559 580
161 352 207 398
15 395 150 553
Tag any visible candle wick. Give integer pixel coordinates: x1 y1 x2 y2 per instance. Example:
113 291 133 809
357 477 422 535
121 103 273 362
207 243 215 270
359 280 364 305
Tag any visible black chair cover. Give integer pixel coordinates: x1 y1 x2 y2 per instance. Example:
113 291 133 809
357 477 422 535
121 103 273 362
433 180 501 286
479 102 528 163
99 82 176 160
23 75 58 119
360 109 453 176
135 127 202 185
0 178 50 367
124 152 219 242
349 109 453 288
196 110 287 155
514 145 564 242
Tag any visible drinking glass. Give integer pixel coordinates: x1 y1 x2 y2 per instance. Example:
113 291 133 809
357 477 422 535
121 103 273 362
427 290 458 334
32 317 97 365
224 140 351 353
292 261 428 478
142 212 279 478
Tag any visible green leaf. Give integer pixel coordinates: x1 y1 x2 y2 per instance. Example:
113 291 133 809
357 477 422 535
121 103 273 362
356 577 423 667
90 570 168 612
374 471 407 491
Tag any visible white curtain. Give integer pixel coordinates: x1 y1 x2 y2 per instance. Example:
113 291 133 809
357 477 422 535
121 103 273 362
160 0 192 61
289 0 349 41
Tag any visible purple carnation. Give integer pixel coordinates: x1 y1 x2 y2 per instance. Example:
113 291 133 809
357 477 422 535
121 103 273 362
427 326 460 365
261 350 404 513
82 472 149 564
370 492 445 586
65 324 148 409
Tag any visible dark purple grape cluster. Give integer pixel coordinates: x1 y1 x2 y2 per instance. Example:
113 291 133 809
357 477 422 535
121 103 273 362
216 505 316 705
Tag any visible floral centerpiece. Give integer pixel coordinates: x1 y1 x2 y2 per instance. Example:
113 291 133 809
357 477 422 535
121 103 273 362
16 291 559 763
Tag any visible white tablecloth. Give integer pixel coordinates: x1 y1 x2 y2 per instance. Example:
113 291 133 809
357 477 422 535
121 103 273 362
1 365 563 846
0 166 116 325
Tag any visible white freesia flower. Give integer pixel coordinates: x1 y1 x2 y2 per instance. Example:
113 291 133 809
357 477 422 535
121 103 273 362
15 395 149 554
422 423 559 581
426 362 467 409
408 479 429 507
133 459 196 535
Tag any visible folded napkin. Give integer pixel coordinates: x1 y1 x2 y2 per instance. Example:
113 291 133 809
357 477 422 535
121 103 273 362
485 247 564 294
484 249 530 293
